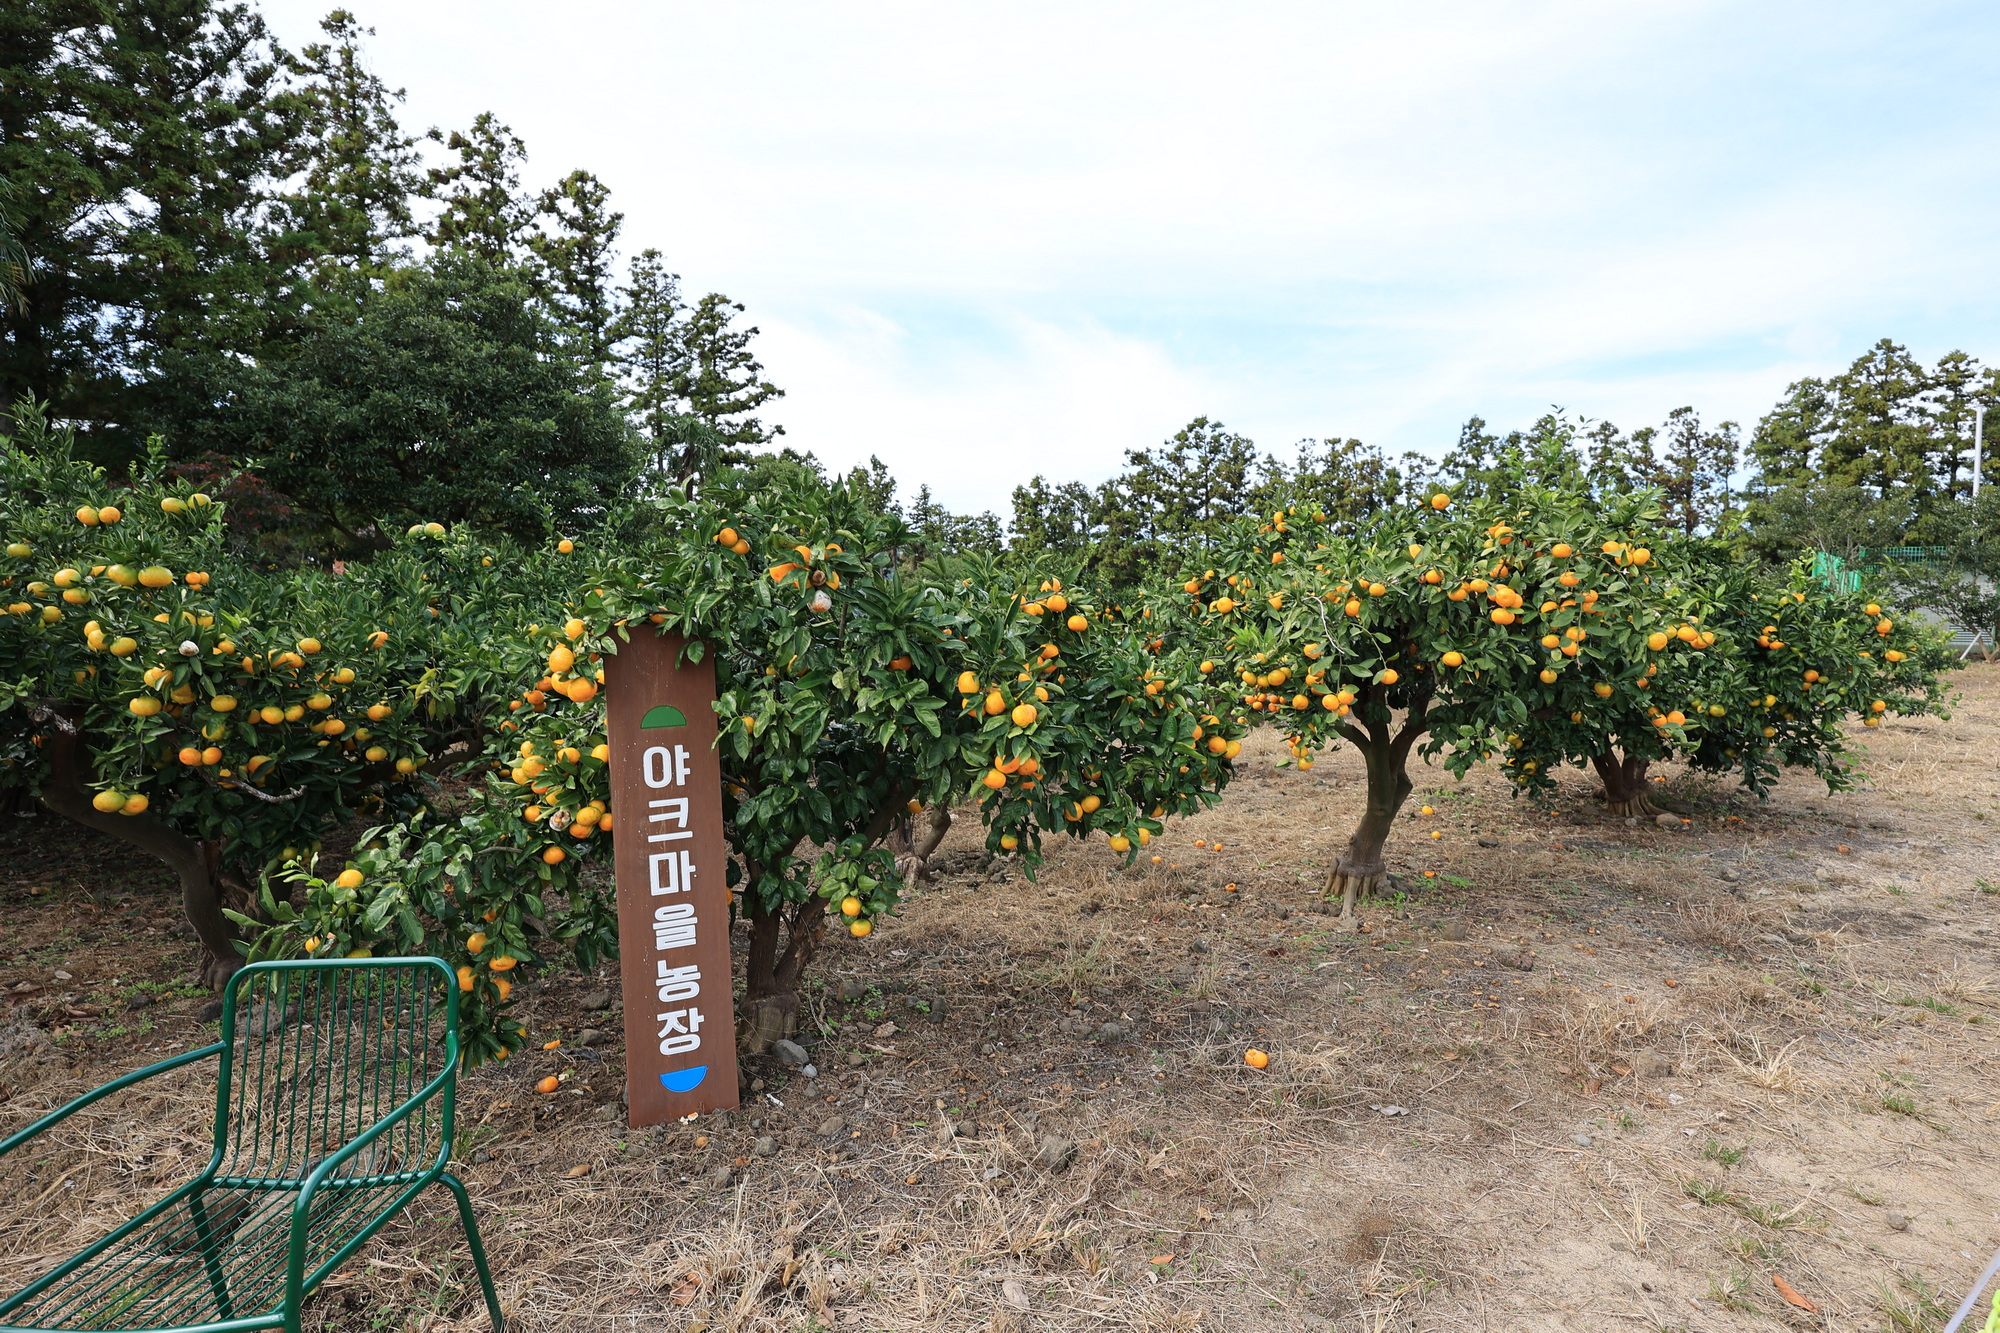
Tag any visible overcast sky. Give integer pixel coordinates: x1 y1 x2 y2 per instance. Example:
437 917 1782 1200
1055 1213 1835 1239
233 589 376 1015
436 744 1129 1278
257 1 2000 516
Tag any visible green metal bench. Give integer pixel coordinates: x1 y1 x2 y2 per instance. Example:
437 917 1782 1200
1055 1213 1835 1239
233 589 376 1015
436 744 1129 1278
0 958 503 1332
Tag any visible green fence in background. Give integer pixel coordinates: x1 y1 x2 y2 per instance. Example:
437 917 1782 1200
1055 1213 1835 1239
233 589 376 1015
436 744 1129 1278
1810 546 1951 594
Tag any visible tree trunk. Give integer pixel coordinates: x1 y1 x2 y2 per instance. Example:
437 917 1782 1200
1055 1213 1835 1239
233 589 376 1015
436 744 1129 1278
1591 751 1659 819
733 788 915 1053
889 806 952 886
737 894 830 1054
35 705 242 987
1321 708 1425 927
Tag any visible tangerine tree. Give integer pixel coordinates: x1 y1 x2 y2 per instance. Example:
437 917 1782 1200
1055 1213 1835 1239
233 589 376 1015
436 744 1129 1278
1149 481 1706 920
234 469 1246 1062
0 409 526 984
1496 542 1955 815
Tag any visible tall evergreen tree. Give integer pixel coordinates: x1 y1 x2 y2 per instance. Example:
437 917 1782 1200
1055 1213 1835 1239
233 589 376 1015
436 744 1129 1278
1648 406 1739 535
1008 475 1100 566
531 168 623 374
1821 338 1932 492
0 0 295 457
172 251 638 548
0 177 29 316
425 112 534 264
676 292 785 446
610 247 688 464
1923 350 1998 500
274 9 423 273
1118 417 1258 542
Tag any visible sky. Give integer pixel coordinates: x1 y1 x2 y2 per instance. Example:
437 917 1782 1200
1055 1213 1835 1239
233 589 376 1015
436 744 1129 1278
258 0 2000 517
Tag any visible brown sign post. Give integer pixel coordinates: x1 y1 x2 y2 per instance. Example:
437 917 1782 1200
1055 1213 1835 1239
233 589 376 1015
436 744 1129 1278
605 628 740 1127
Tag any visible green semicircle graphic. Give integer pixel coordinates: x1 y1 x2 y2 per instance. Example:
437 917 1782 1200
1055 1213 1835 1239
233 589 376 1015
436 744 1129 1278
640 704 688 729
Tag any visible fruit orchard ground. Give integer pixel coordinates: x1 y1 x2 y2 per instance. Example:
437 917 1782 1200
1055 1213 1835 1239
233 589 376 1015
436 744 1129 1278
3 663 1998 1332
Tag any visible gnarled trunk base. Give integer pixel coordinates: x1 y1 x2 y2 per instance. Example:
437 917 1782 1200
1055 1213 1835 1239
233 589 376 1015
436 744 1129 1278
1322 861 1386 928
1604 792 1662 819
1591 752 1659 821
737 893 828 1055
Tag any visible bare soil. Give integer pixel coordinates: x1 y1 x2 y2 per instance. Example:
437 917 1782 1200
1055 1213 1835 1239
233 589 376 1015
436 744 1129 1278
4 663 1999 1332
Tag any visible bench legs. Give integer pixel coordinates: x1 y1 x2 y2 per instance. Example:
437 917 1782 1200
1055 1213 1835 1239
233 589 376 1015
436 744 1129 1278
440 1173 503 1333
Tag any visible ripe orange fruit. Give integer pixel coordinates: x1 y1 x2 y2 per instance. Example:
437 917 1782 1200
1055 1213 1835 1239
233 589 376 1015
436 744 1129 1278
1647 632 1669 650
1551 543 1573 558
335 868 364 889
543 846 566 864
850 919 872 938
1066 614 1087 632
91 790 127 813
536 1076 560 1095
1379 668 1399 685
1441 651 1463 667
982 769 1007 790
1243 1049 1270 1069
1011 702 1037 727
178 746 202 766
983 691 1006 716
457 966 475 992
1430 493 1450 510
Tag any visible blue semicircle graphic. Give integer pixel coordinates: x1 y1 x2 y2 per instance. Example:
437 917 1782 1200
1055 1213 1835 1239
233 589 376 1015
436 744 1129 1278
660 1065 708 1093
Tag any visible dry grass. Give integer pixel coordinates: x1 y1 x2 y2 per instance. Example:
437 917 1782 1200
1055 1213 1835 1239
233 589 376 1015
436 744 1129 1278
4 662 2000 1331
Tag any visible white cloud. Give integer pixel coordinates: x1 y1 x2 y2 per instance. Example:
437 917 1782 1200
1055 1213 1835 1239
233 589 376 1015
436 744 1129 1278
758 309 1212 515
254 0 2000 513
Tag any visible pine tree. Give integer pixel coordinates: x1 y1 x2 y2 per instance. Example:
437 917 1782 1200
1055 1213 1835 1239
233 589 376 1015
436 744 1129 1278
676 292 785 446
1119 418 1258 543
1648 406 1739 535
1922 350 1998 500
425 112 534 264
275 9 424 273
0 0 295 456
610 247 688 464
0 176 30 315
1747 376 1833 490
1822 338 1932 492
531 169 623 374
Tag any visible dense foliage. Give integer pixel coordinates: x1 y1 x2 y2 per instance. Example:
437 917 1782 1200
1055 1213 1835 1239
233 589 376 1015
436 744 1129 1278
1140 465 1955 921
2 410 1244 1062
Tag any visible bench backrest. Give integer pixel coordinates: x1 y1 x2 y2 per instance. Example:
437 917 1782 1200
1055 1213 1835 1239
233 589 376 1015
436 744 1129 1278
212 958 459 1184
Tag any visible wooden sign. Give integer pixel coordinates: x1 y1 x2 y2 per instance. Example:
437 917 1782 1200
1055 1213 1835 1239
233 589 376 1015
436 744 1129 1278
605 629 740 1127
